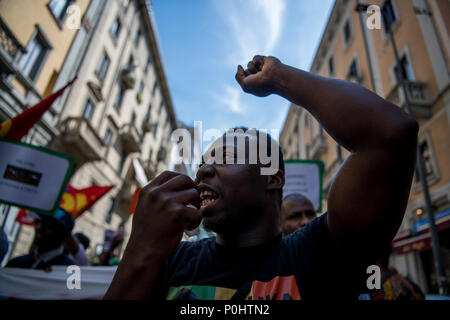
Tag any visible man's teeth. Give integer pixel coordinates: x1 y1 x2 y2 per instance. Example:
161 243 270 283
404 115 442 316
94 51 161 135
200 190 217 200
201 198 216 208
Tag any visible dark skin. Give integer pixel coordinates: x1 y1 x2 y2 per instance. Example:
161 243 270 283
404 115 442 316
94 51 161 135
104 55 418 299
281 196 316 236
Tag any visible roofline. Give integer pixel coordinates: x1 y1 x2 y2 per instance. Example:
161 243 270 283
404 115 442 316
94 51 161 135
137 0 178 129
309 0 348 73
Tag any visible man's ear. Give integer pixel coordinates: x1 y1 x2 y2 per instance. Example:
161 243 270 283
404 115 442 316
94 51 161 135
266 169 285 191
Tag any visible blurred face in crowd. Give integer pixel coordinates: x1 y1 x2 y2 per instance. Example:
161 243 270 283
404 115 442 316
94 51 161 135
33 216 68 253
195 130 283 237
281 196 316 236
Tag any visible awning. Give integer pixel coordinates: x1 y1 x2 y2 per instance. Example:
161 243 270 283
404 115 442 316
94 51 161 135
393 209 450 255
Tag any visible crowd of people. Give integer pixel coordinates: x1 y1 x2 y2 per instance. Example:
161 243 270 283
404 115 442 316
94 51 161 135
2 208 124 270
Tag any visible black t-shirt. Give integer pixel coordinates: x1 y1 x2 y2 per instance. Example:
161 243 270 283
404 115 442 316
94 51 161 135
151 213 371 300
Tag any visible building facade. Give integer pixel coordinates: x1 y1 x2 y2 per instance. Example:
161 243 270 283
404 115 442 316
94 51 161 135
1 0 177 265
280 0 450 294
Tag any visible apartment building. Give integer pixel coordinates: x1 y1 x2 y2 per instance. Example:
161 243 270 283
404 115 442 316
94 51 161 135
1 0 177 264
0 0 92 262
280 0 450 294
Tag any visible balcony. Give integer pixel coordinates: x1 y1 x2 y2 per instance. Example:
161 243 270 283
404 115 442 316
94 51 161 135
119 123 141 154
386 81 431 118
120 68 136 90
310 134 327 159
51 117 104 166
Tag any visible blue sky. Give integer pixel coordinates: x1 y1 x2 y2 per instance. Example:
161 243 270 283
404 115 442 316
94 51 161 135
151 0 334 139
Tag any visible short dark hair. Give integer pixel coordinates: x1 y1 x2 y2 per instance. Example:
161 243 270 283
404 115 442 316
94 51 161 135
74 232 90 250
225 126 285 207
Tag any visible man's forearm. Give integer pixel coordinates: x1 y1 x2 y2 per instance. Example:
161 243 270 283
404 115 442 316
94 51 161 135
104 246 167 299
272 64 418 152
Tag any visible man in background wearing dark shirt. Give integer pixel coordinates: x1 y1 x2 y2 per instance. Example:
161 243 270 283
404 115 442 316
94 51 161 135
281 193 316 236
105 55 418 300
6 209 75 270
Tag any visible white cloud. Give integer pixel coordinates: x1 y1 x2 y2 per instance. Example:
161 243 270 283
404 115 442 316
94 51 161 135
215 0 286 64
216 85 244 114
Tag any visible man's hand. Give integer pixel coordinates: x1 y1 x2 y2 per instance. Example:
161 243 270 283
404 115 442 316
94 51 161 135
235 55 283 97
126 171 202 259
104 171 202 299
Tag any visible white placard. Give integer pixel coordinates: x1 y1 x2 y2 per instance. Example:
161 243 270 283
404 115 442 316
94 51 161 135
283 160 323 212
0 140 74 213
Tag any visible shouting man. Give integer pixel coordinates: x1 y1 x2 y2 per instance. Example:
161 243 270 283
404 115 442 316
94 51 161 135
105 56 418 300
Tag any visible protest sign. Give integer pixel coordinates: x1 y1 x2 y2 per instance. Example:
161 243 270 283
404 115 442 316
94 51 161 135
283 160 324 212
0 139 75 214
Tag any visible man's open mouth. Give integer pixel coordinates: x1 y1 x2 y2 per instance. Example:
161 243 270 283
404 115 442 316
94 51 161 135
199 188 219 209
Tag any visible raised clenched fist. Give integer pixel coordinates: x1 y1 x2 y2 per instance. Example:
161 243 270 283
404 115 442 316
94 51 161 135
235 55 283 97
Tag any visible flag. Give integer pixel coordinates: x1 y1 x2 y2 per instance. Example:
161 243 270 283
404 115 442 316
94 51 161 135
129 187 141 215
60 184 114 219
15 209 39 226
0 77 77 140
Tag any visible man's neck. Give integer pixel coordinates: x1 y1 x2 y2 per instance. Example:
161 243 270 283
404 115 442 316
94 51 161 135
216 205 281 248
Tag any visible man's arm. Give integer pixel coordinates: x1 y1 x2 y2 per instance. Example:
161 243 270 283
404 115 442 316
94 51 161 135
236 56 418 254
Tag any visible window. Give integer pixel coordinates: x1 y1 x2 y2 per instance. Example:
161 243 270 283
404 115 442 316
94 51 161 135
114 88 124 111
343 19 352 47
118 152 127 173
382 0 397 32
96 51 110 81
134 29 141 46
82 99 95 120
138 81 144 95
336 144 343 162
149 148 153 161
104 128 113 157
394 55 414 82
328 56 334 77
305 144 310 159
131 112 136 125
159 101 164 114
127 55 134 70
145 103 152 123
415 139 438 185
48 0 72 23
152 81 158 96
19 29 51 82
110 18 121 41
152 122 158 136
105 198 115 224
304 114 309 128
145 58 152 74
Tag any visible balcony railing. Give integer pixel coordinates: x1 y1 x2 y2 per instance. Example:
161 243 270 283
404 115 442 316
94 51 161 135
0 17 26 60
310 133 327 159
386 81 431 118
52 117 104 165
119 123 141 154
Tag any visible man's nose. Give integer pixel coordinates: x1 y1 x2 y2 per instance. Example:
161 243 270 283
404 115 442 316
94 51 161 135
196 163 215 183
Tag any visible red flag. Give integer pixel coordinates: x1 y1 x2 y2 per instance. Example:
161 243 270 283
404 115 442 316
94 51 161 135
60 184 114 219
129 186 141 215
0 77 77 140
15 209 39 226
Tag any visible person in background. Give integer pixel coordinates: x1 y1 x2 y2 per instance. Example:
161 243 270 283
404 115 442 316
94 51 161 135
64 232 90 266
98 232 124 266
0 227 9 264
370 247 425 300
6 209 75 270
281 193 316 236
